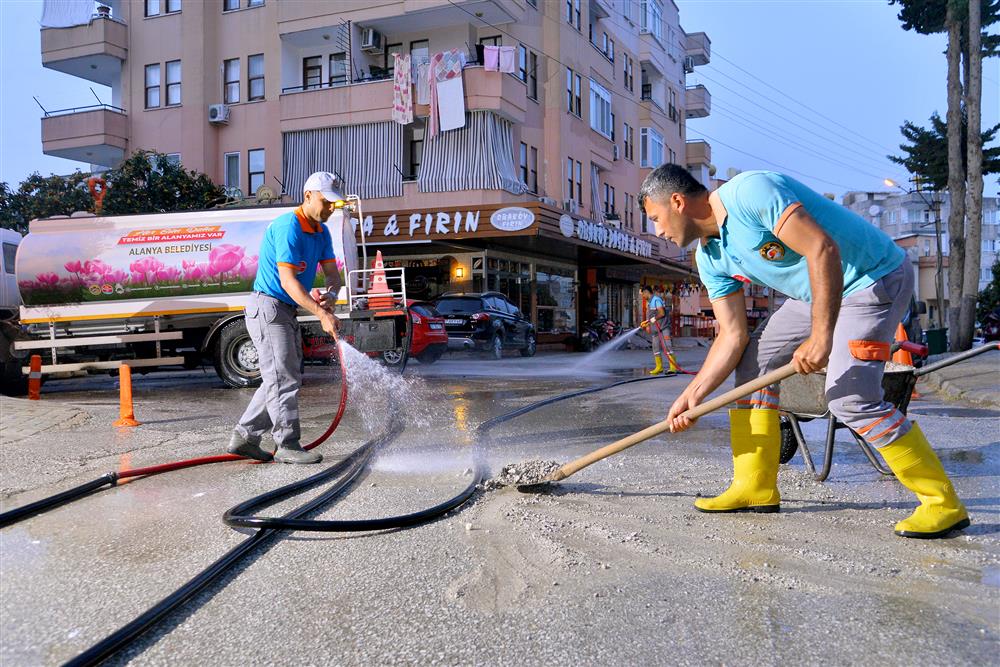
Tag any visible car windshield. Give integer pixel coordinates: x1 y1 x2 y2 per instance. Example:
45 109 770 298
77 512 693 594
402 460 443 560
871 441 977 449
434 297 483 314
411 304 440 318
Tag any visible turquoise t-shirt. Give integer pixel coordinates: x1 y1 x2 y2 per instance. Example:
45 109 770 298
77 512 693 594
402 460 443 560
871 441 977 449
648 295 666 311
253 209 336 306
695 171 905 302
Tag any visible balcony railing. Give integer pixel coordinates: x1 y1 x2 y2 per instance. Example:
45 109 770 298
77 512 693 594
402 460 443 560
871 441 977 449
43 103 126 117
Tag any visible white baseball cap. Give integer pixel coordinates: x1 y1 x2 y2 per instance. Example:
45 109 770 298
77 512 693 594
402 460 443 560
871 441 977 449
302 171 345 202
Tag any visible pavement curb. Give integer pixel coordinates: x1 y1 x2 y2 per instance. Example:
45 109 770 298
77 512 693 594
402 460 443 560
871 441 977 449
916 350 1000 410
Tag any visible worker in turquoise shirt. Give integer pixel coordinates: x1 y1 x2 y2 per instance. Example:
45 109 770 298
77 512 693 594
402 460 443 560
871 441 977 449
228 172 343 465
639 164 968 539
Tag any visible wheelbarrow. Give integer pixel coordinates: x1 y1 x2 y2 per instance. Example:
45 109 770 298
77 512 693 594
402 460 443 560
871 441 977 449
777 340 1000 481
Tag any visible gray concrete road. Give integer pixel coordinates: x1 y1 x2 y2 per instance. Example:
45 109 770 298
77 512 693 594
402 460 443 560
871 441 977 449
1 347 997 666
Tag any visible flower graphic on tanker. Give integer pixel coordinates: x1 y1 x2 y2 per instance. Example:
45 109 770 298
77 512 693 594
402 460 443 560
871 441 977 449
208 244 244 276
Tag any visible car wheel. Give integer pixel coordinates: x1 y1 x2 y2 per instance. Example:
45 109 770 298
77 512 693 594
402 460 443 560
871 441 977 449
214 319 262 388
779 417 798 464
520 332 537 357
417 349 443 364
486 334 503 360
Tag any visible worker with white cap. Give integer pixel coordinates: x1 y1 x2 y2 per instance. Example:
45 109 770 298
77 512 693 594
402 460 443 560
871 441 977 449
228 171 344 464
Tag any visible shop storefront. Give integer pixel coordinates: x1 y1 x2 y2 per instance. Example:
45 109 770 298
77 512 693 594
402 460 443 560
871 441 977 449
353 202 692 346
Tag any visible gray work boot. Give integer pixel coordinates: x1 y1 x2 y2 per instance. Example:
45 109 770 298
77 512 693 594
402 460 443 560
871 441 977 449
227 432 273 462
274 444 323 464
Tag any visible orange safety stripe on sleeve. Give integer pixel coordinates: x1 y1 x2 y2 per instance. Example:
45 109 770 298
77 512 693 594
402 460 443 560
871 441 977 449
869 413 907 442
773 202 804 236
277 262 299 269
848 339 891 362
856 411 894 436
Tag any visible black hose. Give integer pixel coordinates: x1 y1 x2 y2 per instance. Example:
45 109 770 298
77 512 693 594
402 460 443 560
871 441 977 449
0 473 118 529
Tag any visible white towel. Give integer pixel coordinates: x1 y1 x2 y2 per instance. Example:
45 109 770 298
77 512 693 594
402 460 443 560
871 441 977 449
436 77 466 132
39 0 93 27
498 46 516 74
414 62 431 105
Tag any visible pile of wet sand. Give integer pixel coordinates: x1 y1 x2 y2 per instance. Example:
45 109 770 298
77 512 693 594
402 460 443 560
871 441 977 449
481 460 562 491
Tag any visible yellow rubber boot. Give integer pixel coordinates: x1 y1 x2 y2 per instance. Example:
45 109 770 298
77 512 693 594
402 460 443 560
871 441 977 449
695 409 781 513
666 351 680 373
649 354 663 375
877 423 970 539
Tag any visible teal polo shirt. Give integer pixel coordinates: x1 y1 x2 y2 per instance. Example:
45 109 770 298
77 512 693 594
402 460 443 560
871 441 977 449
695 171 905 302
253 207 337 306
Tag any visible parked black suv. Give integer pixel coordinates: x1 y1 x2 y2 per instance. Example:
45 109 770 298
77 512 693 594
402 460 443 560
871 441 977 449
434 292 536 359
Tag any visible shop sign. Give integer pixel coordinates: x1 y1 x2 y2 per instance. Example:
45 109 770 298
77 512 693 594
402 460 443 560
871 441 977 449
559 214 653 259
353 211 483 239
489 207 535 232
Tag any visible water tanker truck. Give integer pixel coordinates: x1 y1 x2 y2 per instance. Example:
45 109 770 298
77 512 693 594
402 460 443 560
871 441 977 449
1 199 408 393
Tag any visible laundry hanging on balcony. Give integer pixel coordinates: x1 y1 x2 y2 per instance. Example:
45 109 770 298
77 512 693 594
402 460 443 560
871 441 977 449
418 110 528 196
483 46 500 72
282 122 402 200
498 47 517 74
428 49 467 138
39 0 93 27
413 61 432 105
590 164 605 224
392 53 413 125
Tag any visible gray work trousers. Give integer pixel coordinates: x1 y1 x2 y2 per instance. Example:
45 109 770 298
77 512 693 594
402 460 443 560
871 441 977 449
735 262 915 447
234 292 303 448
651 311 671 356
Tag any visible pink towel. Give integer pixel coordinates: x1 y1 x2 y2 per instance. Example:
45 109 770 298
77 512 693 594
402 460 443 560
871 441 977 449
483 45 500 71
498 46 516 74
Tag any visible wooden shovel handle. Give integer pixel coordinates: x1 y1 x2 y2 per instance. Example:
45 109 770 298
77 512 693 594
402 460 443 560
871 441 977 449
549 363 798 482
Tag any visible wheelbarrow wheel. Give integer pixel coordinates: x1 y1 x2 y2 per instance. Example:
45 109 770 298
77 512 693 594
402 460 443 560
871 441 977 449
779 417 798 464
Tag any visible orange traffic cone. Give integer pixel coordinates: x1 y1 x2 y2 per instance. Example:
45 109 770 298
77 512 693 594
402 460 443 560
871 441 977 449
113 364 141 427
892 323 913 366
367 250 395 310
27 355 42 400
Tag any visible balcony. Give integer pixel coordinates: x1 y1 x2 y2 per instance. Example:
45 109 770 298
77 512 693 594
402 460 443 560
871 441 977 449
685 84 711 118
280 65 526 131
685 140 711 165
41 15 127 86
41 105 128 167
684 31 711 67
278 0 519 31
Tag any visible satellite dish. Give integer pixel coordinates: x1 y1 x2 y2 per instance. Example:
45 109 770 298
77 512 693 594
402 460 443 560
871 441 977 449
868 205 882 217
255 185 276 201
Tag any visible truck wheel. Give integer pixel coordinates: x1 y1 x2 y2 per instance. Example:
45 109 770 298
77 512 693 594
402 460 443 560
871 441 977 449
0 323 27 397
380 347 408 373
214 320 262 388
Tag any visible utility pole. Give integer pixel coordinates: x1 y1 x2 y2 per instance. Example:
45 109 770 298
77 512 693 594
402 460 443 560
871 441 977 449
930 193 946 328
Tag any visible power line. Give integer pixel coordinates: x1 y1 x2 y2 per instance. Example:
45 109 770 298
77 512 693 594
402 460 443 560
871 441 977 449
444 0 871 192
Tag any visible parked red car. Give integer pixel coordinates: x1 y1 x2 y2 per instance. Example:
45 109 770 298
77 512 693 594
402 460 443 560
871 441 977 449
405 299 448 364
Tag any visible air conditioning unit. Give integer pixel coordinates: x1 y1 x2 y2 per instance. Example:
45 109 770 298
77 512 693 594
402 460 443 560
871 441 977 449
683 56 695 74
563 199 579 214
613 145 620 161
361 27 384 53
606 214 621 229
208 104 230 125
538 196 558 206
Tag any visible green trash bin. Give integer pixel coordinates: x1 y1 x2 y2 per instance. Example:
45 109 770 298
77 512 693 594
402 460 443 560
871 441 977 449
924 328 948 355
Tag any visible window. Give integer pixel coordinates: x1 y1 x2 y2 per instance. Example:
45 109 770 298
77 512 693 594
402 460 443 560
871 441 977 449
641 0 663 42
623 0 634 22
567 157 574 201
604 184 616 215
410 39 429 64
146 0 181 16
518 45 527 82
248 0 264 6
668 87 678 122
623 123 634 160
589 80 613 139
530 146 538 193
223 0 239 10
573 74 582 116
640 127 664 167
566 68 573 112
576 160 582 203
144 64 160 109
329 52 347 87
164 60 181 106
527 0 536 7
573 0 581 29
624 193 633 228
245 54 265 101
384 43 403 78
520 142 529 185
528 51 538 100
479 35 501 47
3 243 17 275
602 34 615 62
164 153 180 166
302 55 322 90
224 58 240 103
248 149 265 194
404 120 425 179
224 152 240 192
623 56 634 92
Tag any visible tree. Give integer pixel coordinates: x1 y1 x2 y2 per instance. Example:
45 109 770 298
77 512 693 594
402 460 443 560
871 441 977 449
100 151 224 215
976 257 1000 322
0 172 93 235
889 113 1000 189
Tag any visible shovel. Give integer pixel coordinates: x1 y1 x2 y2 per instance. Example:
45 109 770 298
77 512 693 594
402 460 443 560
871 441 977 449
518 362 799 491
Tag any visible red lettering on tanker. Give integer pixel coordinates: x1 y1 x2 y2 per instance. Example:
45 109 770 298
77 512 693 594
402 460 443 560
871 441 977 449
118 226 225 245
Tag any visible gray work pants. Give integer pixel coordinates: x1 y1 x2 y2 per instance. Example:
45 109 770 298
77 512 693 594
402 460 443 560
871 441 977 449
235 292 302 448
735 263 915 447
651 311 671 356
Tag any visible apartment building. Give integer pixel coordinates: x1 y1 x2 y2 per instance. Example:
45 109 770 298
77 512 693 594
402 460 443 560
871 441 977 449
843 190 1000 328
39 0 713 343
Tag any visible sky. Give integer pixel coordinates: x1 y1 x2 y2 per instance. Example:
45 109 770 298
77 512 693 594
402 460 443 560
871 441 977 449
1 0 997 198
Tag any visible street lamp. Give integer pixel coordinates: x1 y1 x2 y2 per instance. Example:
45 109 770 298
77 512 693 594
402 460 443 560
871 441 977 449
884 178 946 329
